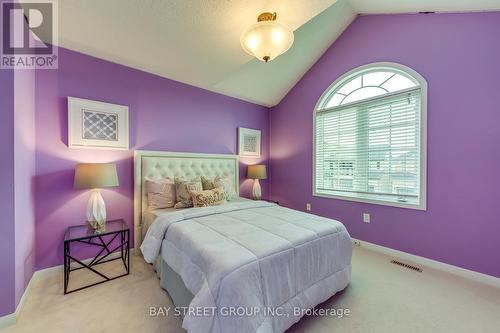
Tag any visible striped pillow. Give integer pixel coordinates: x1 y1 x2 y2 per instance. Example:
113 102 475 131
145 178 175 209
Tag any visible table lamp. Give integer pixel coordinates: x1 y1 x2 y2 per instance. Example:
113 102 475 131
247 164 267 200
74 163 119 231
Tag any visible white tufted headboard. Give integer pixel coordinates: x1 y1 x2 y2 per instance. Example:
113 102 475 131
133 150 239 253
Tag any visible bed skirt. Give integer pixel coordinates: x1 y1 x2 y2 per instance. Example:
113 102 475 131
158 256 194 310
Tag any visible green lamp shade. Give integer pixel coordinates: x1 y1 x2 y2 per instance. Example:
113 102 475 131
74 163 119 189
247 164 267 180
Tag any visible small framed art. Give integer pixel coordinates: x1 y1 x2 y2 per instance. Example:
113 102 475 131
238 127 261 157
68 97 129 150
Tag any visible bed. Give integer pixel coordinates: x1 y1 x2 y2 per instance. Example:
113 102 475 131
134 151 352 333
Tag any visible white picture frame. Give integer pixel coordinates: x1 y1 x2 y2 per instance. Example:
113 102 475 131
68 97 129 150
238 127 261 157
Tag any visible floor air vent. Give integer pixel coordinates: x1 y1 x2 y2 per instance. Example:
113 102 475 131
390 260 423 272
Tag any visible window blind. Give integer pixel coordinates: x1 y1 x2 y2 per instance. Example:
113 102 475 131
315 89 421 204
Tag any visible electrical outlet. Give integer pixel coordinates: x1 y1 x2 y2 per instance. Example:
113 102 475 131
363 213 370 223
306 203 311 211
352 239 361 247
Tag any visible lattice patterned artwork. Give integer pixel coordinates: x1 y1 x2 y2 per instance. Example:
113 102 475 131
68 97 129 150
82 110 118 141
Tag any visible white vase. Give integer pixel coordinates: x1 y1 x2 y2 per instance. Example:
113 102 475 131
87 189 106 231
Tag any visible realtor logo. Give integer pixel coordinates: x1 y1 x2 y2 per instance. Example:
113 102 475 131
1 0 58 69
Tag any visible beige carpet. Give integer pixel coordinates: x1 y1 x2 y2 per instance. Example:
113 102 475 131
3 246 500 333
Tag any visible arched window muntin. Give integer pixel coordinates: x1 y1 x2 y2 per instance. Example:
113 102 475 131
316 64 421 111
313 62 427 210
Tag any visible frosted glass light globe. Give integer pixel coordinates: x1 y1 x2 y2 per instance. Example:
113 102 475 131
240 13 294 63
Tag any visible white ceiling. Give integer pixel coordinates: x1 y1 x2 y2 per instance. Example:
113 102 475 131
53 0 500 107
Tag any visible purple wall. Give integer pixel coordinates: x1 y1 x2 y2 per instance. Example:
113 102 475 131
34 47 269 270
270 12 500 278
0 70 16 316
14 69 36 307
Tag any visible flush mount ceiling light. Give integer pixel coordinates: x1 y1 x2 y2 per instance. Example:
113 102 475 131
240 12 294 63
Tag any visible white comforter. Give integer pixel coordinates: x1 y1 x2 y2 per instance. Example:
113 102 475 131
141 201 352 333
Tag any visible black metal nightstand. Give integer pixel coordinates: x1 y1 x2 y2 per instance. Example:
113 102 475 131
63 219 130 294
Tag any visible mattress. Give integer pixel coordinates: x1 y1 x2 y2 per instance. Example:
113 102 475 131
141 200 352 333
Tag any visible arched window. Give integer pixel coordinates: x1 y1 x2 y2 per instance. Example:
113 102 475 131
313 63 427 209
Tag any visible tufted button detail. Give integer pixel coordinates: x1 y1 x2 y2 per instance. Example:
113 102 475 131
142 157 237 202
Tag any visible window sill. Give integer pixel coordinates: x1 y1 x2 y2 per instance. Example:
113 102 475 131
313 191 426 211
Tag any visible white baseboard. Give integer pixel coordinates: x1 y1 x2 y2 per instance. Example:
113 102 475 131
352 238 500 289
0 312 16 330
0 267 36 330
0 249 135 329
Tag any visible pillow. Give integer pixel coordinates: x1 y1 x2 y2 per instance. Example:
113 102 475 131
174 177 203 209
213 175 237 201
145 178 175 209
201 176 216 190
190 187 226 207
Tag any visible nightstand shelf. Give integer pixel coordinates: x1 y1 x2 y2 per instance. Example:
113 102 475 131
63 219 130 294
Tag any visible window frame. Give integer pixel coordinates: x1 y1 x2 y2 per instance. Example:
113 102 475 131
312 62 427 210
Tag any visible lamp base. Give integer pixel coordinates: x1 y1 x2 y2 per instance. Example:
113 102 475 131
87 221 106 233
252 179 262 200
87 189 107 232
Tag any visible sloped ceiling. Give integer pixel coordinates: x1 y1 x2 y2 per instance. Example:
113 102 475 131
53 0 500 107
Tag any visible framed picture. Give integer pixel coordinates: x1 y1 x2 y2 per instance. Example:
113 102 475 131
238 127 261 157
68 97 129 150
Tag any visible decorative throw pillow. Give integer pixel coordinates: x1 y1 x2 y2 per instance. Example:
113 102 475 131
201 176 216 190
145 178 175 209
174 177 203 209
190 187 226 207
214 175 237 201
